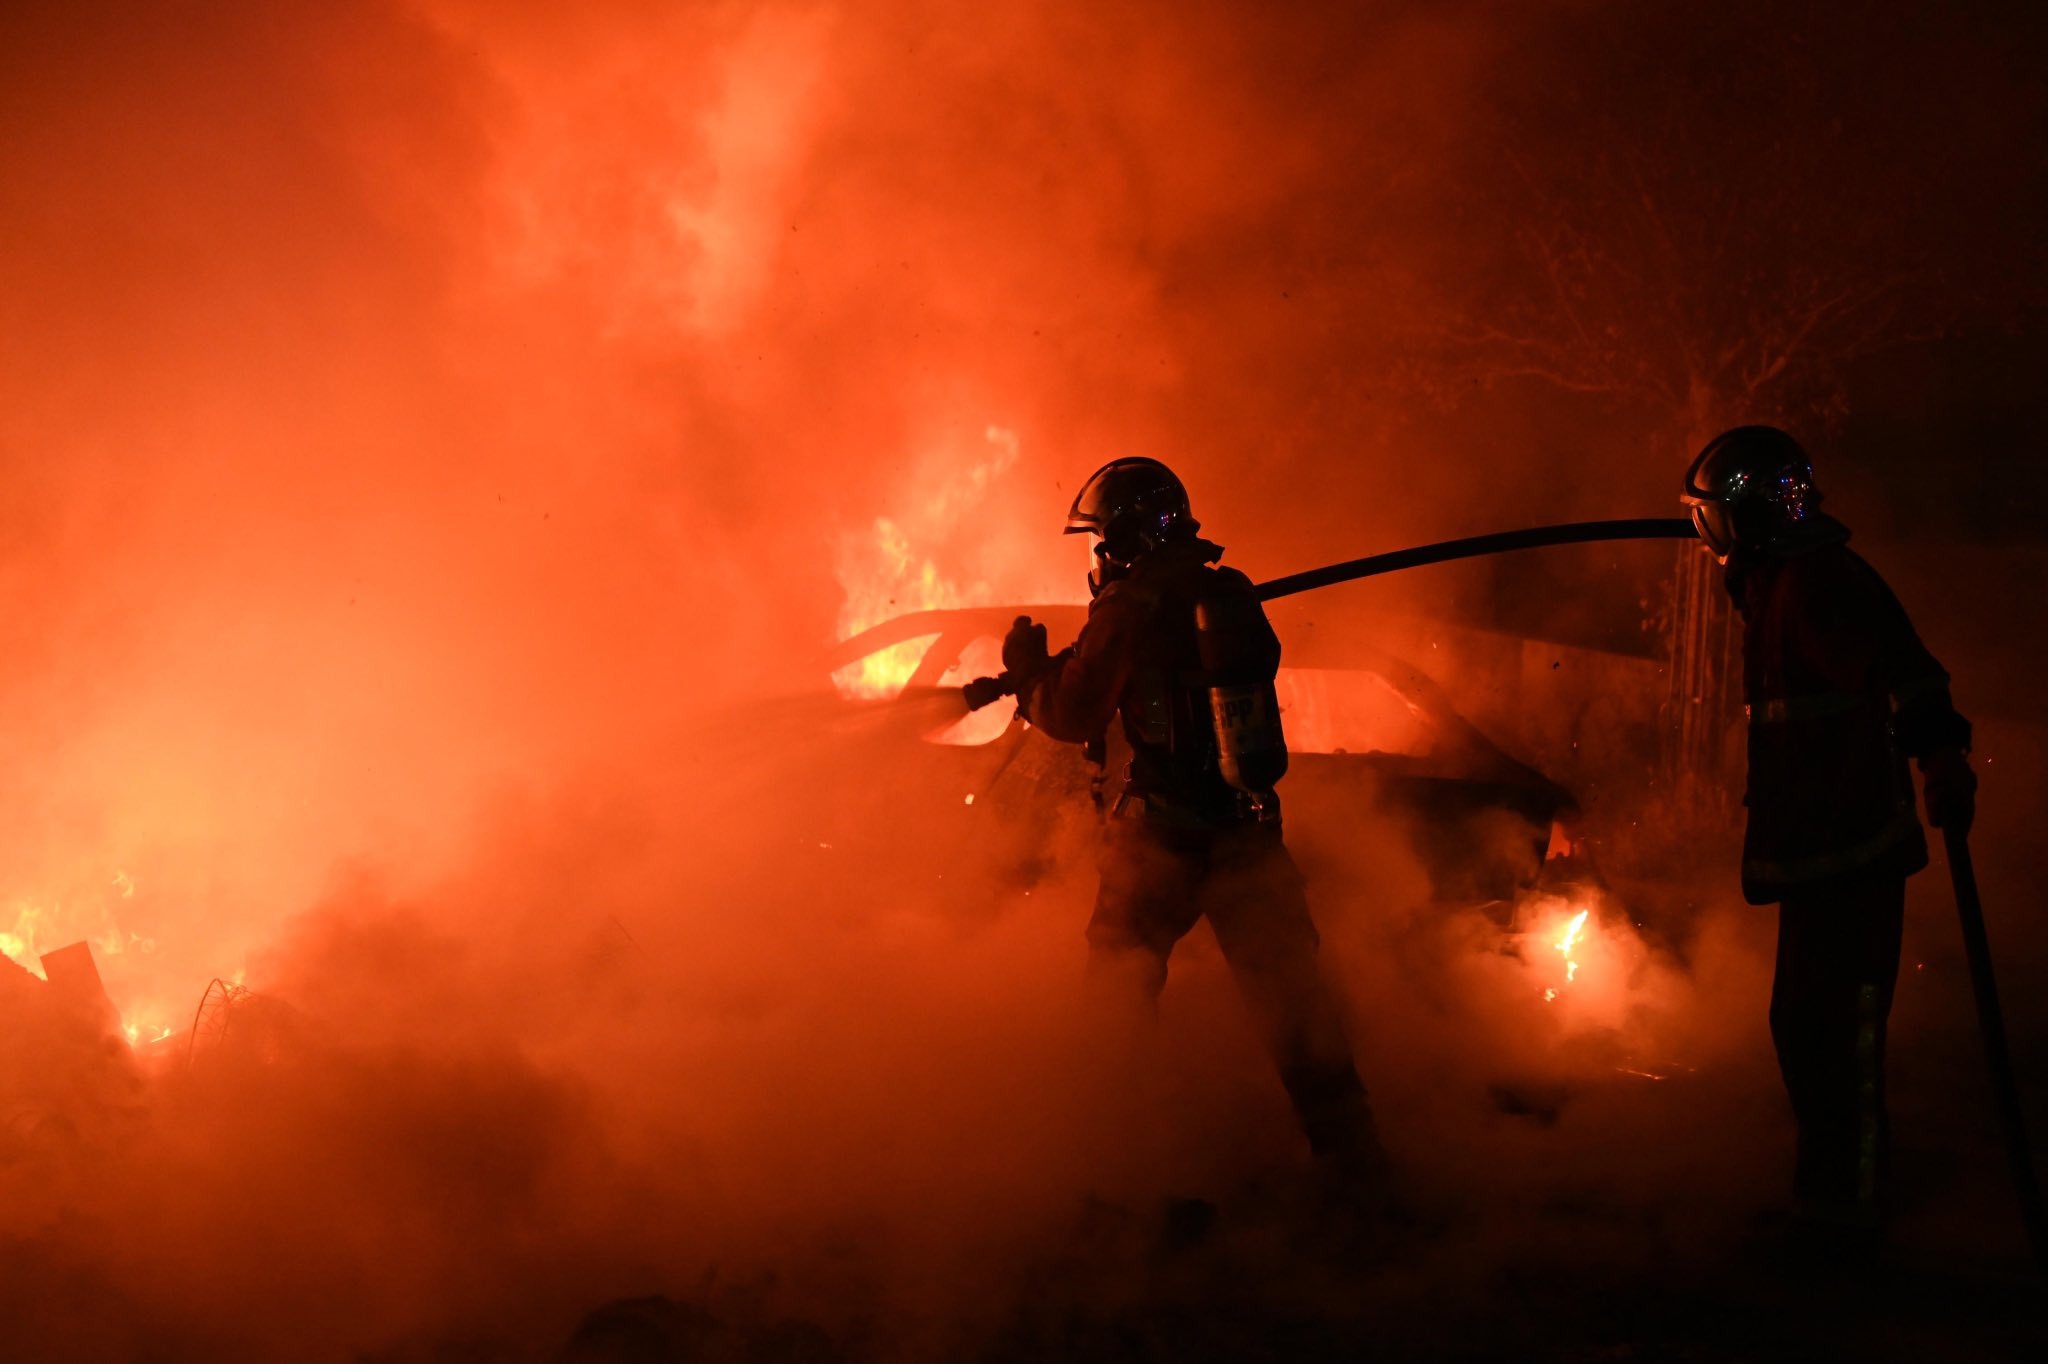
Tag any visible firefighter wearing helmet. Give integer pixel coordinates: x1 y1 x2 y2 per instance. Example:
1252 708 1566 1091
1683 425 1975 1247
1002 457 1386 1196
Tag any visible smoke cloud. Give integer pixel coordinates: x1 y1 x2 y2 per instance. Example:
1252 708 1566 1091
3 1 2043 1359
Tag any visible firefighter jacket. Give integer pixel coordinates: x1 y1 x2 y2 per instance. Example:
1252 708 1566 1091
1017 537 1278 823
1733 533 1968 903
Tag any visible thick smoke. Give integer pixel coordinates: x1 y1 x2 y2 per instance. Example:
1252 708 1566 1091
3 1 2044 1359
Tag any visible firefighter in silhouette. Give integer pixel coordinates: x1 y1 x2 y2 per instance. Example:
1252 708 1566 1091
1683 426 1976 1243
1002 458 1385 1188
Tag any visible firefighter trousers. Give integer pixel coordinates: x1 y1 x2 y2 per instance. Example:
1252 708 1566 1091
1086 809 1381 1171
1770 869 1907 1225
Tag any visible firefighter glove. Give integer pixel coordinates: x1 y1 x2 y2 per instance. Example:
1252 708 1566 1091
1002 615 1050 681
1920 747 1976 836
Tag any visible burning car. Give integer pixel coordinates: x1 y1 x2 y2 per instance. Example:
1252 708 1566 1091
817 604 1593 924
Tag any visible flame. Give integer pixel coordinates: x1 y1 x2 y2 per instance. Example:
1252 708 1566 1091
1558 908 1588 982
831 513 957 699
1520 892 1649 1031
1 900 50 977
829 426 1022 700
6 897 177 1052
1538 902 1595 1004
118 995 178 1048
2 870 151 979
121 1019 176 1050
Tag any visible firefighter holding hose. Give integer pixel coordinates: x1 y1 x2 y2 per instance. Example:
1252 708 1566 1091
999 458 1386 1199
1683 426 1977 1251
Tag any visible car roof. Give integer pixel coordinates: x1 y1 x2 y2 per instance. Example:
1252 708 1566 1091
821 605 1570 803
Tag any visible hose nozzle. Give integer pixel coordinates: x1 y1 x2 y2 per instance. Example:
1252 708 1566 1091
962 674 1015 711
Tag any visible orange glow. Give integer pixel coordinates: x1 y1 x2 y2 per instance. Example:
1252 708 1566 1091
1518 892 1649 1033
830 625 941 702
831 514 956 700
2 876 155 984
0 3 2028 1357
831 426 1027 700
1558 907 1589 984
0 901 48 977
927 635 1018 745
118 1005 176 1049
1529 898 1599 1004
1274 668 1436 757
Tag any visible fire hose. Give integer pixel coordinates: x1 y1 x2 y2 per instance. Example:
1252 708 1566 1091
962 516 1698 710
1944 827 2048 1269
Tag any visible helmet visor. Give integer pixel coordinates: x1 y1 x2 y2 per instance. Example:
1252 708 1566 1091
1688 503 1737 560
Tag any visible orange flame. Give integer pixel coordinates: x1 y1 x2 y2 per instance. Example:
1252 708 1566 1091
1539 903 1595 1004
0 901 49 977
1558 907 1589 979
830 425 1022 700
2 869 155 982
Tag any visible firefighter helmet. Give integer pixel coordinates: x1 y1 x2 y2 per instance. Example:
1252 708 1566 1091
1681 425 1825 561
1065 457 1198 595
1065 457 1195 543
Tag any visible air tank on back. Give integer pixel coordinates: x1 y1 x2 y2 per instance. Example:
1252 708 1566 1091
1194 588 1288 793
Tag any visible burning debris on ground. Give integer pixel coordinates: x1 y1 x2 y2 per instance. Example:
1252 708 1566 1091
4 1 2048 1360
